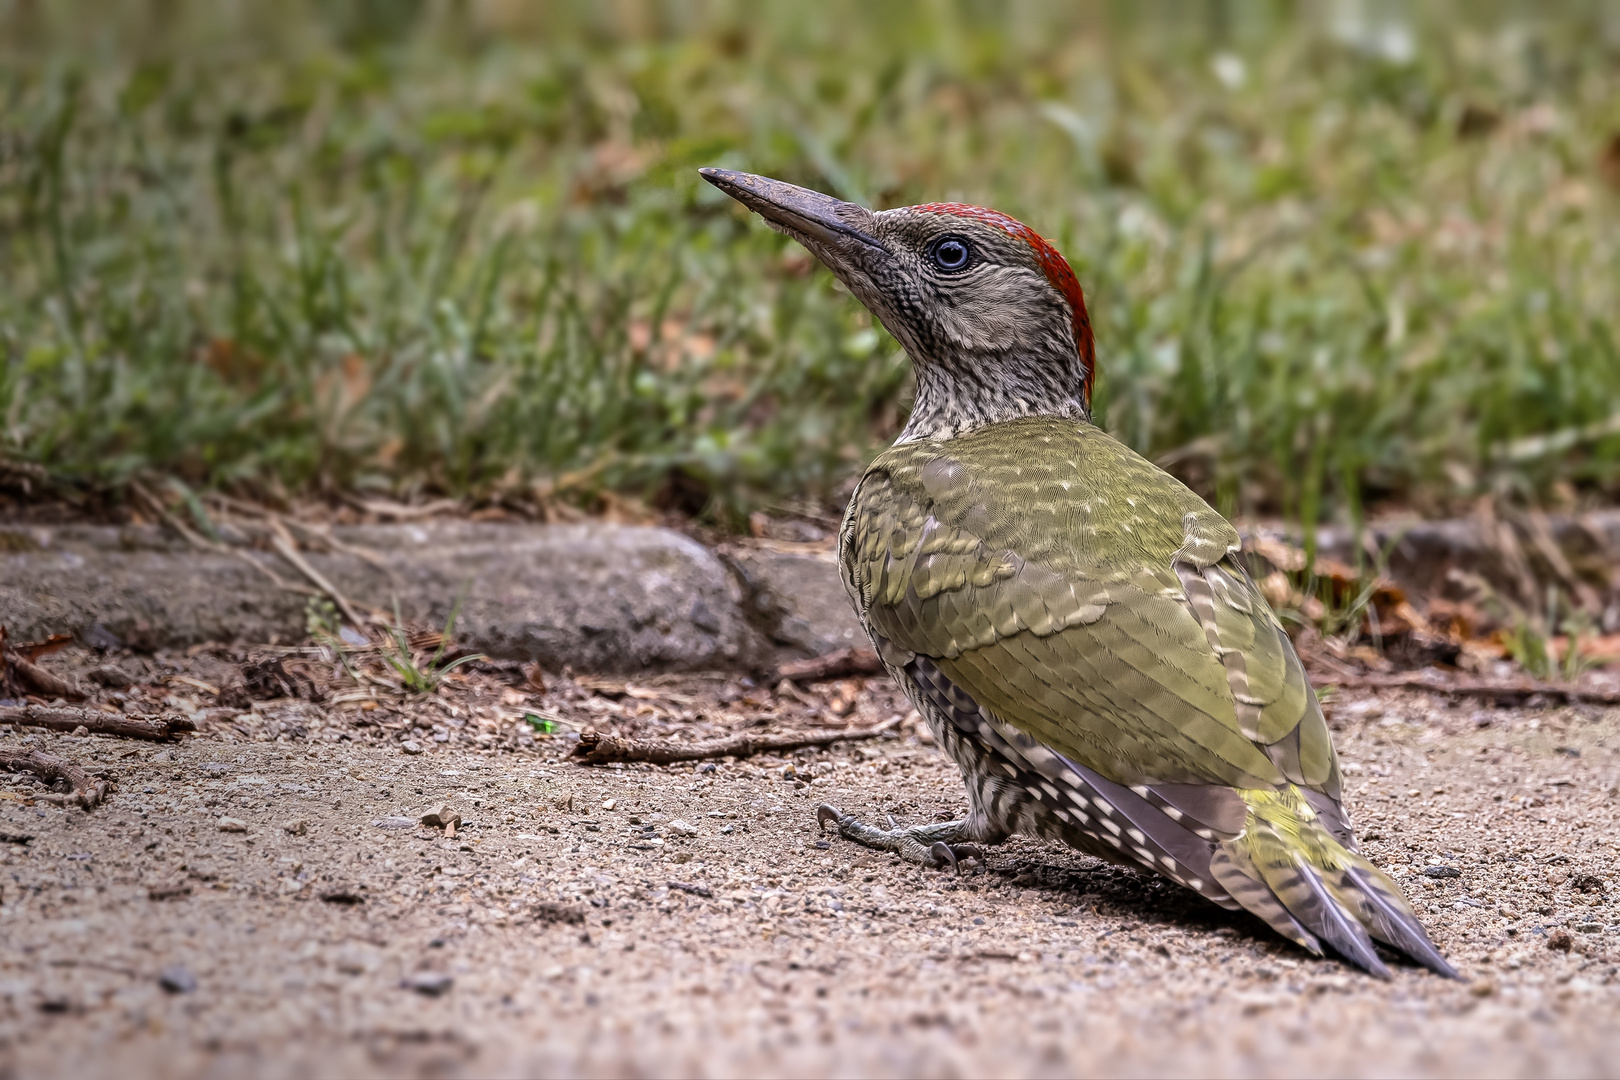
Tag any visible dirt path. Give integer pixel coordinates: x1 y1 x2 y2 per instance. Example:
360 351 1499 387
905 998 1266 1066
2 664 1618 1077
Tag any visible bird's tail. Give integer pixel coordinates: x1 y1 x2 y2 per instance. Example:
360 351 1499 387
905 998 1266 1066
1209 786 1458 979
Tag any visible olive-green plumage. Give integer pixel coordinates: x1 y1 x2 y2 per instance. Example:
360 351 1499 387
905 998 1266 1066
845 418 1320 791
698 166 1456 979
843 418 1453 977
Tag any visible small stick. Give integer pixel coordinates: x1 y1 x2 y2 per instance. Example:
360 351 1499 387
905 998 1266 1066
0 749 110 809
1313 672 1620 706
5 652 85 701
572 716 899 766
777 647 885 683
280 517 396 579
667 880 713 898
267 517 370 629
0 705 195 741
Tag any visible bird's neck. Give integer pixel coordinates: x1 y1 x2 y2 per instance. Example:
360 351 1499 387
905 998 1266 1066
897 352 1091 443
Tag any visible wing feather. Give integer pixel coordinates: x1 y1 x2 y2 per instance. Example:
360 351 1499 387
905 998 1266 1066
843 417 1340 801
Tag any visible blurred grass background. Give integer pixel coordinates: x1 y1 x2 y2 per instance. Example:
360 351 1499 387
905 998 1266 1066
3 0 1619 530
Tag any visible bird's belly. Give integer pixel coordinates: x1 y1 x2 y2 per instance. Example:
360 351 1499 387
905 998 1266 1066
898 658 1136 862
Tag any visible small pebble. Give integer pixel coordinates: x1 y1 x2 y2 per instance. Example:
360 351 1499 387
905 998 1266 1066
695 762 717 774
1422 866 1461 879
420 805 461 829
401 740 424 755
283 819 309 836
667 819 699 837
159 965 197 994
217 817 248 833
373 817 416 830
320 888 366 905
1547 929 1574 953
406 972 453 997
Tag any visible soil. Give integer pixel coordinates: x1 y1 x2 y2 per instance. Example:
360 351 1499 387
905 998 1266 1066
1 646 1619 1078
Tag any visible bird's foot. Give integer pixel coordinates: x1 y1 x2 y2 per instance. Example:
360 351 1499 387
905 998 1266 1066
815 804 984 872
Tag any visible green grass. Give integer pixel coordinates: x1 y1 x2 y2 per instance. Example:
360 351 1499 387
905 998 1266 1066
3 1 1620 528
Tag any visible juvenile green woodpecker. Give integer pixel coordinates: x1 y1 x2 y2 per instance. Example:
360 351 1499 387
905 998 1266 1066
701 167 1456 979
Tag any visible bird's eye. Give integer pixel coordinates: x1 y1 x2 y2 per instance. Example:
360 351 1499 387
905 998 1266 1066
929 236 973 273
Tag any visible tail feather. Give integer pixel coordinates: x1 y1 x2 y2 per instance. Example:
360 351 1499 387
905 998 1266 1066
1208 846 1321 956
1344 865 1461 979
1219 787 1459 979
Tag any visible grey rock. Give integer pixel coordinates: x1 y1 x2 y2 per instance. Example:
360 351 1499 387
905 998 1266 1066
372 817 417 830
406 972 453 997
718 542 866 659
400 740 424 755
1 522 770 673
159 965 197 994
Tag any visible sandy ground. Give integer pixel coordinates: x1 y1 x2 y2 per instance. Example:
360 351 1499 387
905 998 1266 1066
2 647 1619 1078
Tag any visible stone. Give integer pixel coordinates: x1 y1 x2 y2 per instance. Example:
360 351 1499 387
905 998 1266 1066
1547 929 1574 952
0 521 769 672
159 965 197 994
283 819 309 836
401 740 424 755
667 819 699 837
420 805 461 829
533 901 586 925
319 888 365 905
217 817 248 833
373 817 417 830
405 972 453 997
719 541 866 659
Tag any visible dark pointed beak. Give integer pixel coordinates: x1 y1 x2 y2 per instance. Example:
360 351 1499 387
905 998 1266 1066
699 168 887 255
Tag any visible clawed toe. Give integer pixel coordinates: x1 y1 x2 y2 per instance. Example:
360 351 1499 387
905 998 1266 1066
815 805 986 871
929 841 984 873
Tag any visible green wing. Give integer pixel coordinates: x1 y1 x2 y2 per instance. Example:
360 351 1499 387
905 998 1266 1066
842 416 1340 800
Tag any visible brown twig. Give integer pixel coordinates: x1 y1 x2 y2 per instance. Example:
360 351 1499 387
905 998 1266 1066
0 704 195 741
776 647 885 683
0 626 86 701
0 749 110 809
267 517 371 629
1313 672 1620 706
281 517 396 579
9 654 85 701
572 715 899 766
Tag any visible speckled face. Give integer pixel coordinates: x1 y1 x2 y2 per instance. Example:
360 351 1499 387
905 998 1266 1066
857 204 1095 419
700 168 1095 442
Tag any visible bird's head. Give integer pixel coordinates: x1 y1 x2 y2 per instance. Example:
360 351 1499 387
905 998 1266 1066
701 168 1094 441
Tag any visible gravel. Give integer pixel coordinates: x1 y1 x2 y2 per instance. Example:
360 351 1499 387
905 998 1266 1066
1 656 1618 1077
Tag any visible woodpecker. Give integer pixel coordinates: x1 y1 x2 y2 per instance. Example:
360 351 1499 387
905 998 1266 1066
701 167 1457 979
